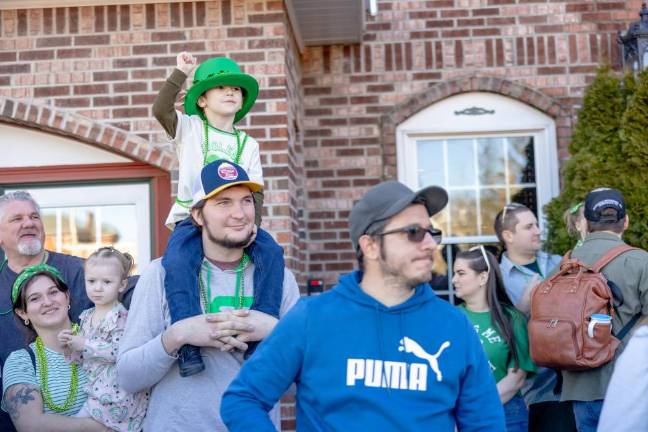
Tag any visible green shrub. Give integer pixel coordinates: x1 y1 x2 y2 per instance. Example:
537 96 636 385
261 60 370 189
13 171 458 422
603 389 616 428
544 67 643 253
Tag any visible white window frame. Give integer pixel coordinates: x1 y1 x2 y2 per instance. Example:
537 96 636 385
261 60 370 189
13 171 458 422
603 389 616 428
396 92 559 303
396 92 559 245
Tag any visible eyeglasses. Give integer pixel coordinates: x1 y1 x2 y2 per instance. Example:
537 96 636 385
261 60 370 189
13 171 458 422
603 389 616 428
376 225 442 244
469 245 491 272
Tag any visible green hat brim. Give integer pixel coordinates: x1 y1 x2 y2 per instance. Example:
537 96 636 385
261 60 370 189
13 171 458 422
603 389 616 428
184 74 259 124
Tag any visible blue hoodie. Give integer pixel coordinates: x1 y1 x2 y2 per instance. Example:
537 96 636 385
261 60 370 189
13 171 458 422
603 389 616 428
221 271 505 431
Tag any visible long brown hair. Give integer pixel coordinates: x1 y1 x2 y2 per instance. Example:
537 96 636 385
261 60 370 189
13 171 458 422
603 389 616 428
456 248 520 368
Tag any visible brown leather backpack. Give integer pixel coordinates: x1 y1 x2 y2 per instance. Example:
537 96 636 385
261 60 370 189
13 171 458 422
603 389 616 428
528 245 637 370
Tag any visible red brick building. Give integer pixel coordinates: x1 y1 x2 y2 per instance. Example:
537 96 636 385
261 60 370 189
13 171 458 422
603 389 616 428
0 0 641 427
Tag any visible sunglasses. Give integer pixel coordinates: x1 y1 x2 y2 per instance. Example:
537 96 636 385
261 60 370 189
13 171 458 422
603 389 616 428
469 245 491 273
501 202 526 222
376 225 443 244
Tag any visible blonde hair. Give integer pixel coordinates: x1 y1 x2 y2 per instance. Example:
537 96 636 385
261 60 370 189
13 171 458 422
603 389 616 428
563 202 585 238
86 246 134 280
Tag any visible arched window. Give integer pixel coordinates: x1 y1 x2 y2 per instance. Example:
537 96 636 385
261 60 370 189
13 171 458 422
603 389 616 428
396 92 559 302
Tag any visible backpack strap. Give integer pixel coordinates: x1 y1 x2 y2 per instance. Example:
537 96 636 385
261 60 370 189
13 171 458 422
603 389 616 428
591 245 639 272
26 346 36 372
616 314 642 341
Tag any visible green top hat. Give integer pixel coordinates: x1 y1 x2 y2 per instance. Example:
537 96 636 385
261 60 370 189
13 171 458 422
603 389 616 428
183 57 259 124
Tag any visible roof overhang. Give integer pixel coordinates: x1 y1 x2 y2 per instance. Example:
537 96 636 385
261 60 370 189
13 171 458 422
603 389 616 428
286 0 365 53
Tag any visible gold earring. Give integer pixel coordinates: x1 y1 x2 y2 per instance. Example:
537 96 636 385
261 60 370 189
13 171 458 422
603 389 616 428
24 319 30 326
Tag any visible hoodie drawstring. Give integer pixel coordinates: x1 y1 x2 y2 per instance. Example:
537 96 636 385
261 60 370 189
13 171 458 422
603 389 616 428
374 303 393 397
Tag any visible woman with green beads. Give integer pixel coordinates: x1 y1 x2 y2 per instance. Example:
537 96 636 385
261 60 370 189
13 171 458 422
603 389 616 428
1 264 108 431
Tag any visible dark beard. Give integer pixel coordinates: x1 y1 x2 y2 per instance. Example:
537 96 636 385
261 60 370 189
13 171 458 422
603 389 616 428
379 240 432 288
208 230 254 249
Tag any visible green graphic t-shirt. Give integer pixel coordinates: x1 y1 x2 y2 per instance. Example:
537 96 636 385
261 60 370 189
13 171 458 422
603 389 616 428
458 305 537 383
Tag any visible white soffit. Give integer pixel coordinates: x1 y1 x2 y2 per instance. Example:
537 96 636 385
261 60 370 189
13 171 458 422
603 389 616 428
0 123 131 168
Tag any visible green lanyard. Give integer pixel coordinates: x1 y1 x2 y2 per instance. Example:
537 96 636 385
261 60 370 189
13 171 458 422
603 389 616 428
199 254 250 313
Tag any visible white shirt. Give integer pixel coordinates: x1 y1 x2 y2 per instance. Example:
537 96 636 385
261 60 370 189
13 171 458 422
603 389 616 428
165 111 263 229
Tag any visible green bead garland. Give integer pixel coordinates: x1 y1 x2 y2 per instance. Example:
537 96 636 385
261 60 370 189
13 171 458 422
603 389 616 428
202 119 245 165
34 332 79 412
199 253 250 313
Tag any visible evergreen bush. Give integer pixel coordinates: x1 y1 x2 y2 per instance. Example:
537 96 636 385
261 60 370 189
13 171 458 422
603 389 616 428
543 67 644 253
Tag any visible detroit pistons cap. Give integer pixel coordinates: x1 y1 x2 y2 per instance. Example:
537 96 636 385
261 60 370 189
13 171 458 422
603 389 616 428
584 187 626 222
349 180 448 250
191 159 262 207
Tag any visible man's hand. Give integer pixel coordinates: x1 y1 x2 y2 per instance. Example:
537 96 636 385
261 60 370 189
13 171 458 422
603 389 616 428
176 51 197 75
162 313 253 355
229 309 278 343
58 330 86 352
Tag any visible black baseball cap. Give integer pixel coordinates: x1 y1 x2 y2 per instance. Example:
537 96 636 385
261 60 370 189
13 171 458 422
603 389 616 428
349 181 448 250
584 187 626 222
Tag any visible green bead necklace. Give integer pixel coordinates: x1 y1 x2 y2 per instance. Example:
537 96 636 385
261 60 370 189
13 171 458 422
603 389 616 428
202 119 246 165
199 253 250 313
34 324 79 413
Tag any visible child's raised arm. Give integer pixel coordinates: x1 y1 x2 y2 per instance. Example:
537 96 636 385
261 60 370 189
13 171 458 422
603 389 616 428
152 52 197 138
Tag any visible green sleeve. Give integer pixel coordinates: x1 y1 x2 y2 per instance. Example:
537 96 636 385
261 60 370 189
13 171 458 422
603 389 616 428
508 308 537 374
152 68 187 138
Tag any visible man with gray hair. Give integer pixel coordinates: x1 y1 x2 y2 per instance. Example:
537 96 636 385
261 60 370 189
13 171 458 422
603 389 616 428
0 191 90 432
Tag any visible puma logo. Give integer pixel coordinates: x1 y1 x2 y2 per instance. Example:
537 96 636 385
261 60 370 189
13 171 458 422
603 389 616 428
399 337 450 382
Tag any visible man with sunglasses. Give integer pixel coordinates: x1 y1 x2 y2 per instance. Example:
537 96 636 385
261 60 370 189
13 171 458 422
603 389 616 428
221 180 505 431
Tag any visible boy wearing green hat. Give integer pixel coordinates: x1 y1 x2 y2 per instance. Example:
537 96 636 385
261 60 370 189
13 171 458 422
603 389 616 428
152 52 285 377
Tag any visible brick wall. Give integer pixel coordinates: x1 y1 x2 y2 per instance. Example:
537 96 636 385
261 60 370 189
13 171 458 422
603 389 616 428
301 0 642 287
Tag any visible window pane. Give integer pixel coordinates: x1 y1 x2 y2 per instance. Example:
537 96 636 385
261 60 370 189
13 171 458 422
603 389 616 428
480 188 507 236
431 207 449 237
417 139 445 187
507 136 535 183
510 186 538 216
415 134 537 239
447 139 475 187
477 138 506 185
449 190 477 237
41 204 141 273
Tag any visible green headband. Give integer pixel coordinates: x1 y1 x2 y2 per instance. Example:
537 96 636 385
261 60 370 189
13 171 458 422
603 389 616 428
12 264 65 305
569 201 584 215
